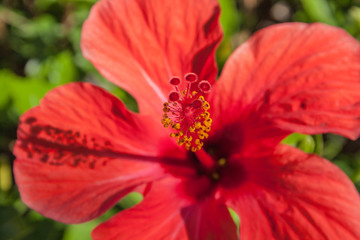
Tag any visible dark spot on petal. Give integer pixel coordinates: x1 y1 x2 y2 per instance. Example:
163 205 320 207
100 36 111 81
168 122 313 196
19 124 116 169
300 101 306 109
33 147 41 153
55 152 64 160
285 104 291 111
89 161 95 169
264 90 271 104
44 126 51 135
30 125 43 135
25 117 37 124
40 154 49 163
73 158 82 167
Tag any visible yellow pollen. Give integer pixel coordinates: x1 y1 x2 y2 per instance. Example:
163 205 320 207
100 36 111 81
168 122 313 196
218 158 226 166
195 122 202 129
177 139 185 145
203 103 210 110
211 172 220 180
172 123 180 130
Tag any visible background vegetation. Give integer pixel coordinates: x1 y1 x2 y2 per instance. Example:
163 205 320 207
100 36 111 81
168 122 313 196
1 0 360 239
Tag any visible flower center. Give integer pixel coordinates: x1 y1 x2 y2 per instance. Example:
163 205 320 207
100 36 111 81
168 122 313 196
161 73 212 152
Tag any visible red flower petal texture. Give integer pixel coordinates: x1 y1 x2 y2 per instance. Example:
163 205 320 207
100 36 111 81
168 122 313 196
13 0 360 239
92 178 238 240
81 0 222 116
210 23 360 147
223 145 360 239
14 83 185 223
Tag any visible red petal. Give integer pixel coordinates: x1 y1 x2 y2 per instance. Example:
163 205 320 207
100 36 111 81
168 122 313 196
13 82 186 223
82 0 223 115
211 23 360 140
224 144 360 240
92 178 238 240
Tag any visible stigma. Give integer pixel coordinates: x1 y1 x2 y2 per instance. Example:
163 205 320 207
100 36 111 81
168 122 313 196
161 73 212 152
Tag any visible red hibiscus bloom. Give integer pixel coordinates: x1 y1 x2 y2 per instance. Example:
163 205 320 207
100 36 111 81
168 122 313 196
13 0 360 239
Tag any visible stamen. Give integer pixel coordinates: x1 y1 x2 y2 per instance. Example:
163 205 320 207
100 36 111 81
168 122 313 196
161 73 212 152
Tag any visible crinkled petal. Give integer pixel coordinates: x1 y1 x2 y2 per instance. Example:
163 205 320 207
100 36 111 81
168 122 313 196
81 0 223 115
211 23 360 140
92 177 238 240
13 82 186 223
223 144 360 240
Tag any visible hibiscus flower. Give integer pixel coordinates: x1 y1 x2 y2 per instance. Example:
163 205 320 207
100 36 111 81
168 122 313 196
13 0 360 239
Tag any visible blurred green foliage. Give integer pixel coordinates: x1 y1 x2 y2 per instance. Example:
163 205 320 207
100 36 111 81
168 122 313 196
1 0 360 239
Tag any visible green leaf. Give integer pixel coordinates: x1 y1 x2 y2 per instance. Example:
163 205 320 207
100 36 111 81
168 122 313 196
0 156 12 192
228 207 240 233
323 134 346 160
0 78 10 109
14 14 61 41
1 70 54 114
26 51 78 85
333 159 353 177
300 0 337 25
350 7 360 28
118 192 143 210
218 0 241 37
0 206 29 240
282 133 316 153
63 221 97 240
21 220 64 240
